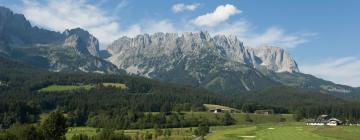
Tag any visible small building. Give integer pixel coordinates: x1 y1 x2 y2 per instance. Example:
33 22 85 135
205 104 240 114
209 109 222 113
327 118 342 126
306 115 342 126
254 109 274 115
209 108 236 113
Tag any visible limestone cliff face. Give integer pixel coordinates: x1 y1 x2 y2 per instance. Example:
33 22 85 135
107 31 299 75
249 46 299 73
63 28 100 57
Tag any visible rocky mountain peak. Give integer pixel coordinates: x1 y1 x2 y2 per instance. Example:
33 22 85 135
63 28 100 57
199 30 211 40
0 6 117 74
0 7 100 57
249 46 300 73
0 6 64 47
0 6 14 30
0 6 32 45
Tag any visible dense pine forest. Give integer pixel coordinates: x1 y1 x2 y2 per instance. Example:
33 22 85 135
1 56 360 139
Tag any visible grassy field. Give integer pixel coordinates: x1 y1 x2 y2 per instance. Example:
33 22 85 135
66 123 360 140
38 85 94 92
102 83 127 89
38 83 127 92
66 127 194 140
207 123 360 140
65 112 295 139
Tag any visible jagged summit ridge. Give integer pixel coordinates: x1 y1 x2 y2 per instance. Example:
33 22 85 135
107 31 299 73
105 31 301 93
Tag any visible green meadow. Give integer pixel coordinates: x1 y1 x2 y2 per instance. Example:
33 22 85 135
65 112 360 140
102 82 127 89
207 123 360 140
38 83 127 92
65 112 294 139
38 85 95 92
66 123 360 140
66 127 194 140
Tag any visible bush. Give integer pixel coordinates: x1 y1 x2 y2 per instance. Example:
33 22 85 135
245 114 253 122
194 124 209 138
223 112 235 125
71 134 89 140
280 117 287 122
94 129 131 140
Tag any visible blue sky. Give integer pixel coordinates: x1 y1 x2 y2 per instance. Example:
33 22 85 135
1 0 359 87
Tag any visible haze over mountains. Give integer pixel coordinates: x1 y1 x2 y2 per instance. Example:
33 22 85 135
0 6 357 94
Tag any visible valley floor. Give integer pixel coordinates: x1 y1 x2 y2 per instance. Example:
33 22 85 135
207 123 360 140
66 122 360 140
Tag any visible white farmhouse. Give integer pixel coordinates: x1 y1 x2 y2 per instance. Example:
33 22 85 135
306 115 342 126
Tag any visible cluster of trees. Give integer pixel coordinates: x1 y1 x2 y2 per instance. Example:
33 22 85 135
66 106 235 129
0 109 218 140
0 87 234 130
0 101 40 128
0 110 136 140
235 87 360 122
294 103 360 123
0 110 67 140
241 103 288 114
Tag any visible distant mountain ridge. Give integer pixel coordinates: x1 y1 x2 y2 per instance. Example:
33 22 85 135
106 32 354 94
0 6 120 74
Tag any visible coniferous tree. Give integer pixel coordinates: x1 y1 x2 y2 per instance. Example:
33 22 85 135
41 110 67 140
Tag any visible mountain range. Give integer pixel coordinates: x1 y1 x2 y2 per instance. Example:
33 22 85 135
106 32 354 94
0 6 357 94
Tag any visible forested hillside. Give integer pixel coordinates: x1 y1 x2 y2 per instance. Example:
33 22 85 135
1 56 360 131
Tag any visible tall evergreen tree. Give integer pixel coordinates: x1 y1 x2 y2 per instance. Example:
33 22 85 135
41 111 67 140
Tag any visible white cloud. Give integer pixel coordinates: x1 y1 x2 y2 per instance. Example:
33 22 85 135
172 3 200 13
210 21 250 36
192 4 241 27
242 27 314 48
142 20 177 33
301 57 360 87
21 0 133 46
207 21 314 48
